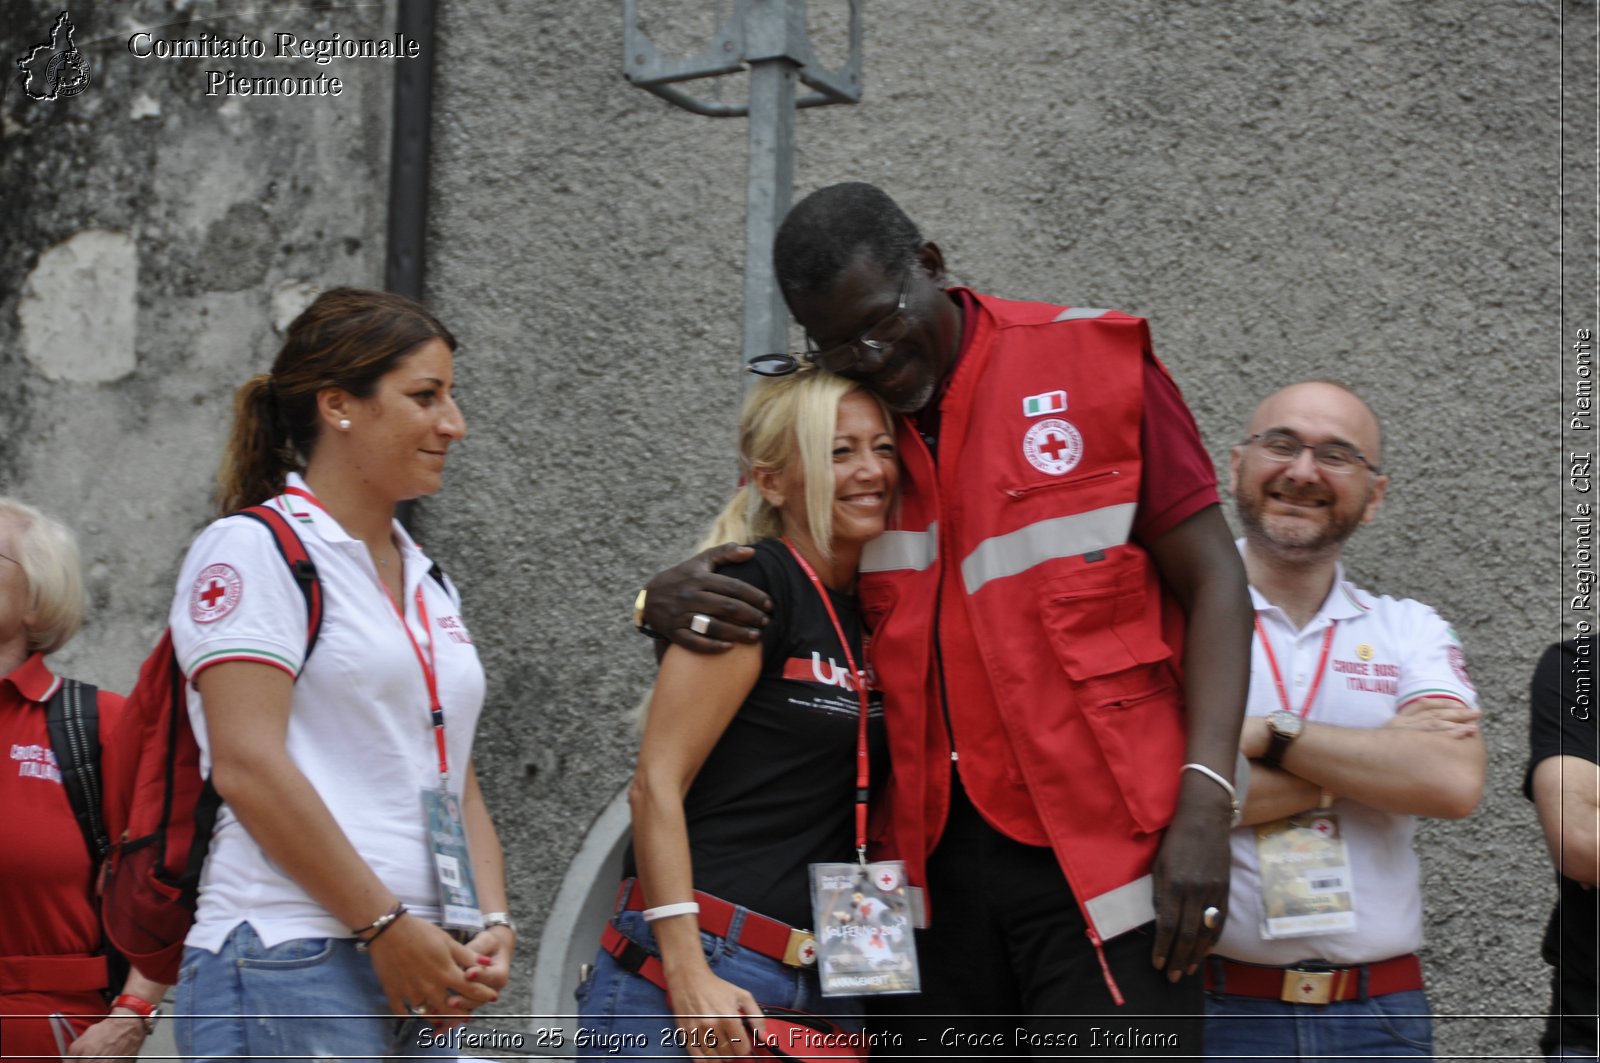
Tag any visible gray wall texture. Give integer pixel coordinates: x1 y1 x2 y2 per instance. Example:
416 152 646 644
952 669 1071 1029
2 2 1591 1060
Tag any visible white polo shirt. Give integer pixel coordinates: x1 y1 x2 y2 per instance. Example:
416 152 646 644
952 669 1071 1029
1216 543 1477 967
170 473 485 950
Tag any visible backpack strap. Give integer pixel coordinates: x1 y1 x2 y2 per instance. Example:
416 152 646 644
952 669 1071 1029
237 505 323 660
45 678 109 864
170 506 323 909
45 677 131 1001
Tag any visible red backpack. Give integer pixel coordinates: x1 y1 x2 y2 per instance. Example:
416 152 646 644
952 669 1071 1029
99 505 322 985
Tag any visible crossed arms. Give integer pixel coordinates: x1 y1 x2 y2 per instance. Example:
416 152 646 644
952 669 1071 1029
1237 697 1486 826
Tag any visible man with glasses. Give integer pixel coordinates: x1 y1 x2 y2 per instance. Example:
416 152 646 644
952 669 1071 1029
643 182 1252 1053
1203 380 1485 1059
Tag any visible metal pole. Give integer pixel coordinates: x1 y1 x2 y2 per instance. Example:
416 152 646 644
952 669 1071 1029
623 0 862 367
741 16 797 362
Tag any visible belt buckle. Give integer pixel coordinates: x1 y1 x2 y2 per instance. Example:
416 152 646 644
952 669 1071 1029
783 930 818 968
1281 968 1334 1005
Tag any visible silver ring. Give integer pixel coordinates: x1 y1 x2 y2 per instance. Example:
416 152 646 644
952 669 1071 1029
408 1005 427 1016
690 613 713 635
1203 906 1221 930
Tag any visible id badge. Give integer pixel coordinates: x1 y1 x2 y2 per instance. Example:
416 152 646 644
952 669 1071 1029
1253 813 1357 939
809 860 920 997
421 787 483 931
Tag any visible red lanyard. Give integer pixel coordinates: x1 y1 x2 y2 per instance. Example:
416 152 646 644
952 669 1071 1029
1254 616 1338 719
782 537 872 863
285 486 451 782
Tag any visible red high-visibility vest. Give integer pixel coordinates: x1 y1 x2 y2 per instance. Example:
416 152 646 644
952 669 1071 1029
861 289 1188 942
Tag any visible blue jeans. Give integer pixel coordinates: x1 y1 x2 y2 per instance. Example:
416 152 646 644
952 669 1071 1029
1549 1049 1599 1062
175 922 454 1061
575 908 862 1061
1205 988 1433 1060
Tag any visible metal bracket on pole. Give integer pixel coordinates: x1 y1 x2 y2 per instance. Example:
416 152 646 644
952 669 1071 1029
623 1 862 365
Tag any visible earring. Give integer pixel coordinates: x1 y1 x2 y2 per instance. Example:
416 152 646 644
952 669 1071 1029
338 418 351 430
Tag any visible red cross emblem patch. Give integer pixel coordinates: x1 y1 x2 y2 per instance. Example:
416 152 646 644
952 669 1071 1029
190 563 243 624
1022 418 1084 476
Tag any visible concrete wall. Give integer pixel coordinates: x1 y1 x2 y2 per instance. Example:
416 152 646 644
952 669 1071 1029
2 2 1583 1059
1 0 394 675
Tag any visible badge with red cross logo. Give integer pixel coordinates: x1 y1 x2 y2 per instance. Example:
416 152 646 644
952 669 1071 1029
190 563 243 623
1022 418 1083 475
874 865 900 892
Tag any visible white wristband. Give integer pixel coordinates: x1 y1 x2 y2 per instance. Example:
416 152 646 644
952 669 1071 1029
642 901 700 923
1181 762 1241 826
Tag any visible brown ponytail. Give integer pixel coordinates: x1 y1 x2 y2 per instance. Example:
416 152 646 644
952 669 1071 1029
213 288 456 514
215 374 293 515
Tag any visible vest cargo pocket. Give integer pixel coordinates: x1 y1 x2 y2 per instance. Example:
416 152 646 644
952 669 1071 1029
1034 550 1170 681
1035 558 1183 832
1078 682 1184 833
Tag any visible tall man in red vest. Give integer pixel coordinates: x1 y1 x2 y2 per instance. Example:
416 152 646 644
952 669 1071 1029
643 183 1252 1052
1203 381 1485 1059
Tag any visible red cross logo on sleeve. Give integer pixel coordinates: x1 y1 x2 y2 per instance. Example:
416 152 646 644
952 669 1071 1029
190 563 243 623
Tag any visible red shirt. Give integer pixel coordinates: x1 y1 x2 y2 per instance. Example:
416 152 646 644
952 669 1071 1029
0 654 125 964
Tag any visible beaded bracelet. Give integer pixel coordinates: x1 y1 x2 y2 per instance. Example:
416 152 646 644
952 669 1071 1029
353 902 408 952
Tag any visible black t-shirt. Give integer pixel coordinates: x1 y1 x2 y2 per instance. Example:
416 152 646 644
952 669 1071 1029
1525 636 1599 1052
626 538 887 929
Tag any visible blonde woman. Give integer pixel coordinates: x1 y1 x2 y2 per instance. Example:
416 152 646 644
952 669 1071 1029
578 368 897 1059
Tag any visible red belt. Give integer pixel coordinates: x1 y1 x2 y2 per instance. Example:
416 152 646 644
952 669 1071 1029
613 881 817 969
1205 954 1424 1005
0 954 108 994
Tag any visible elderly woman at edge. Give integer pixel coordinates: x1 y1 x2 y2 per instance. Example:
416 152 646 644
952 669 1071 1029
0 497 168 1061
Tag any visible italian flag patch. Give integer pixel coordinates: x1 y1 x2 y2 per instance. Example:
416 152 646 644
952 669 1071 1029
1023 390 1068 417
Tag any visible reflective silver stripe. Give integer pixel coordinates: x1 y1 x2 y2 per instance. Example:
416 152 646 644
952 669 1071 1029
1084 874 1155 940
1053 307 1110 322
860 525 938 573
960 503 1135 593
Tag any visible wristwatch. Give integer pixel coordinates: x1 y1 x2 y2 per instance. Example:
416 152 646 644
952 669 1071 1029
1261 710 1304 769
482 911 518 940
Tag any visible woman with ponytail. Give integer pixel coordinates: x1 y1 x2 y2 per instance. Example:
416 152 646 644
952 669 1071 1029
169 288 513 1060
578 368 899 1058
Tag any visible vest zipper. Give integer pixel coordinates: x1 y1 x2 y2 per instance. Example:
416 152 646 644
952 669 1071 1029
1086 926 1126 1006
1004 468 1121 500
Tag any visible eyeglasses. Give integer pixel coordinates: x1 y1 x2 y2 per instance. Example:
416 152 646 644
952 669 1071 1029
1244 431 1380 474
747 274 911 378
